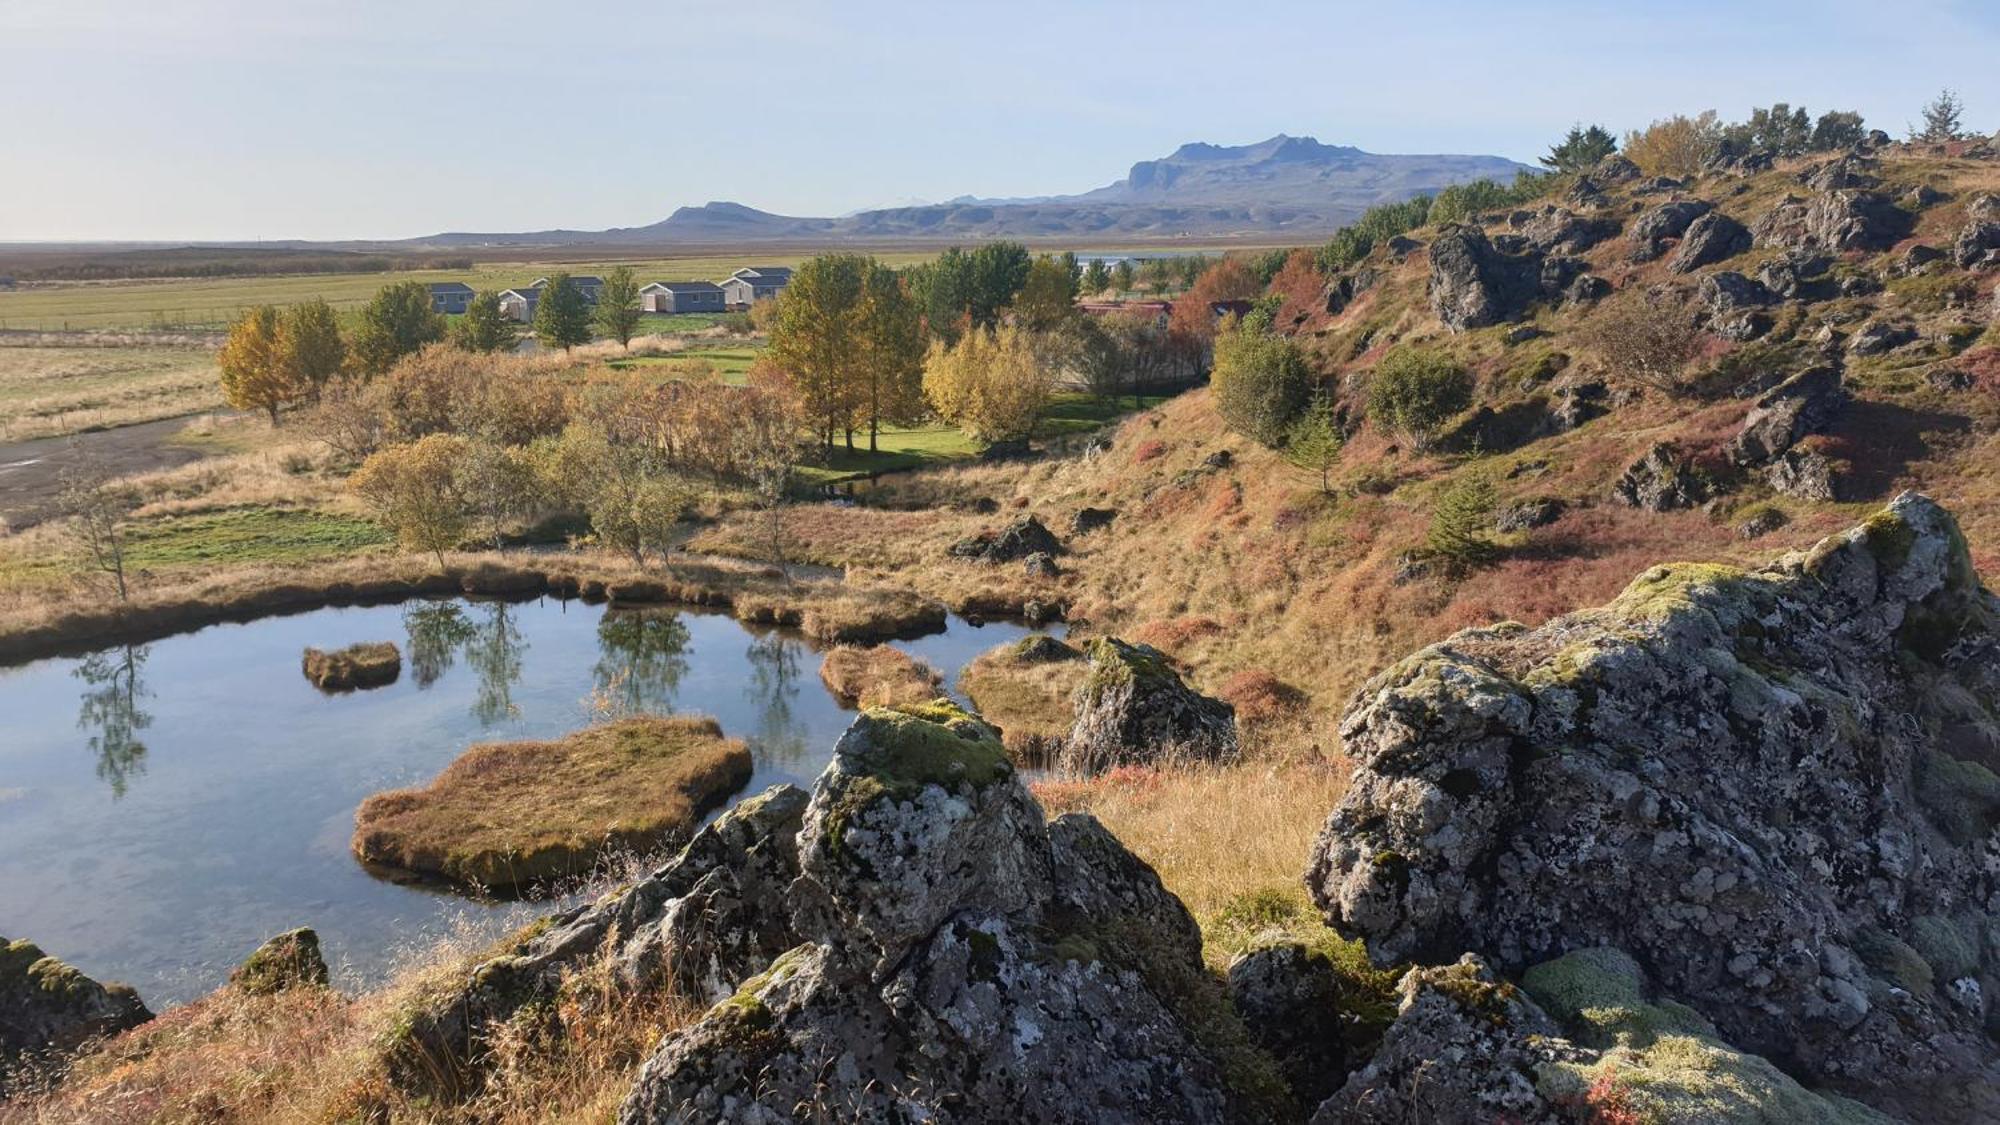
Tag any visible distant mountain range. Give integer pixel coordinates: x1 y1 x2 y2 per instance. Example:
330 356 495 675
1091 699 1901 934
413 135 1531 248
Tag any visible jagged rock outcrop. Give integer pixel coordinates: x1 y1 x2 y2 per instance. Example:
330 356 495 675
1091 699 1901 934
1060 637 1239 774
1305 494 2000 1121
620 704 1275 1124
1514 206 1620 255
230 927 328 996
1730 364 1845 465
1 937 150 1065
1756 190 1912 252
1667 210 1751 272
1759 249 1832 299
1612 442 1708 511
1070 506 1116 535
385 785 810 1095
1229 940 1393 1112
949 516 1062 563
1850 319 1918 356
1428 224 1536 331
1953 219 2000 269
1767 447 1844 501
1629 199 1711 261
1698 269 1776 339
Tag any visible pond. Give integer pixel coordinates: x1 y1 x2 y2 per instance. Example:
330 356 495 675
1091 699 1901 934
0 596 1053 1007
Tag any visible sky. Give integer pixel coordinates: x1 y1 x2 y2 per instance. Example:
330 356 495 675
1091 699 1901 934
3 0 1999 242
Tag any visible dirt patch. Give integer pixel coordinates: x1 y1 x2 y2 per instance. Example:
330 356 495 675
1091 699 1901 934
351 716 751 894
0 413 221 529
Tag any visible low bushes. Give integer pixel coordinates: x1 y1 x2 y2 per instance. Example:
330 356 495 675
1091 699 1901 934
351 716 751 894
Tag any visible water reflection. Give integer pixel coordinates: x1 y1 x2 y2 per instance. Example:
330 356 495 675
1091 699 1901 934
743 631 810 766
465 603 528 726
591 609 691 717
73 645 151 798
402 602 476 689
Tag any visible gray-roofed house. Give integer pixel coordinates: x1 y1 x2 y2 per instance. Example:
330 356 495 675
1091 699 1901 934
640 281 726 314
530 276 604 304
720 266 793 309
427 281 475 314
497 285 542 323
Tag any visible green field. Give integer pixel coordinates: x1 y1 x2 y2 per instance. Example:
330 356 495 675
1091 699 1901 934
0 253 931 332
797 392 1173 484
610 345 762 383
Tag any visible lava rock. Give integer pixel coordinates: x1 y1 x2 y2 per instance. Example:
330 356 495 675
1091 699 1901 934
1022 551 1059 578
1757 190 1911 252
949 516 1062 563
1630 199 1712 261
0 937 150 1063
1850 320 1919 356
1070 506 1116 535
1765 448 1843 501
1952 221 2000 269
1757 249 1832 299
1667 211 1752 272
1429 224 1538 331
1515 205 1620 255
1738 506 1789 539
1494 498 1566 533
1060 637 1237 775
1612 442 1709 511
1729 365 1845 466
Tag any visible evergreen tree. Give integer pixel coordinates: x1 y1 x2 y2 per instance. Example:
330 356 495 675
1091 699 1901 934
1284 393 1345 495
1110 259 1136 293
1809 110 1867 151
351 280 446 375
279 298 345 403
534 273 593 351
452 290 518 353
1913 89 1966 142
595 266 643 348
1425 471 1498 575
1541 124 1617 173
1081 258 1112 294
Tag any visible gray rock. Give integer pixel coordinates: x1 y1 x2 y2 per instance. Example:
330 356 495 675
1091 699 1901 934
1893 243 1948 276
1730 365 1845 466
1928 366 1976 392
950 516 1062 563
1612 442 1708 511
1495 498 1566 532
1230 940 1388 1111
1766 448 1843 501
1758 249 1832 299
1630 199 1712 261
1428 224 1537 331
1305 494 2000 1121
1850 320 1918 356
1060 637 1238 775
1592 153 1640 182
1667 211 1752 272
1022 551 1059 578
1738 506 1789 539
0 936 150 1064
1952 221 2000 269
1563 273 1611 306
1803 155 1879 192
1515 205 1620 255
230 927 328 996
1908 183 1949 209
1757 190 1911 252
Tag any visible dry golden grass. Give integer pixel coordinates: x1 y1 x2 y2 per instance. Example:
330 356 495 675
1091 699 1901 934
958 639 1087 760
300 640 401 691
0 340 223 442
352 716 752 893
817 644 943 708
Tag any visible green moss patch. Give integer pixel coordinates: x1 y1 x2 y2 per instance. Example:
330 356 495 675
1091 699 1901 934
352 716 752 894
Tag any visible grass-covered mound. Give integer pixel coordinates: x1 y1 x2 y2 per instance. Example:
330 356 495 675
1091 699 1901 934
817 644 944 709
351 716 752 894
957 635 1086 761
301 641 401 692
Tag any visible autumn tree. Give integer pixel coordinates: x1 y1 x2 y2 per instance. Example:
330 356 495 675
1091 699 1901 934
1013 254 1081 332
351 281 446 375
452 290 517 353
534 273 593 351
595 266 643 348
923 323 1057 445
1579 288 1706 397
219 305 298 424
1542 124 1618 173
855 263 926 451
766 253 868 451
1168 258 1261 366
278 298 345 404
546 421 699 565
457 438 543 547
1366 347 1472 451
1211 312 1313 447
1623 111 1723 178
349 433 472 568
1285 394 1345 495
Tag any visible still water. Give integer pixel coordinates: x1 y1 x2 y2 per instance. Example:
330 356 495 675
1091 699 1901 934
0 596 1047 1006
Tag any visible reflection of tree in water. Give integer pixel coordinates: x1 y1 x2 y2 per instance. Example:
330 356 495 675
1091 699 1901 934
743 631 809 767
464 602 528 726
402 602 476 689
74 645 152 798
593 610 691 717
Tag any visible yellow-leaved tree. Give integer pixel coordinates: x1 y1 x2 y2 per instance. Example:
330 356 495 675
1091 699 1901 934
348 433 471 568
922 323 1057 446
218 305 299 425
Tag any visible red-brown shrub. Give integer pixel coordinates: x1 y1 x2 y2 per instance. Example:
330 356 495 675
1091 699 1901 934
1220 668 1306 724
1133 439 1169 463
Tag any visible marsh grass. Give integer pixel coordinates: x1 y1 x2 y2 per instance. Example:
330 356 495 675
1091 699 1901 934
816 644 943 708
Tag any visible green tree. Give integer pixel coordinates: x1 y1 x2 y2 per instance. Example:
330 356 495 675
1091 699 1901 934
595 266 643 348
1284 393 1345 495
351 281 446 375
1081 258 1112 294
219 305 298 425
534 273 593 351
1014 254 1081 332
1809 110 1867 151
1425 471 1498 575
457 438 543 547
1110 259 1136 293
1913 89 1966 142
1730 103 1813 155
1210 315 1313 447
280 298 345 404
1541 124 1618 173
453 290 518 353
547 423 700 565
856 263 926 451
766 253 868 450
1366 347 1472 451
966 241 1033 327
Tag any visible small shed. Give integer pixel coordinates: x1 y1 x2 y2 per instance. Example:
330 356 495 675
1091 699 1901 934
641 281 726 314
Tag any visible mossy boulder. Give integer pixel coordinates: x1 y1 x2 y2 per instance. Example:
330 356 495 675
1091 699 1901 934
301 641 401 692
1060 636 1238 775
0 936 151 1063
229 927 329 996
352 716 752 894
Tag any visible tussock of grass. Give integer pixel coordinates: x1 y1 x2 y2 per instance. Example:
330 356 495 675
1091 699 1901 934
351 716 752 893
958 638 1086 760
817 644 943 708
301 641 401 692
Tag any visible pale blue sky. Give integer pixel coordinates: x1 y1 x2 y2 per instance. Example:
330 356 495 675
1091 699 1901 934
3 0 1997 242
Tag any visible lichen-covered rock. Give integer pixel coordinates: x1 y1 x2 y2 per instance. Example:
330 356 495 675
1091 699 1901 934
1305 494 2000 1121
1766 447 1843 501
1952 219 2000 268
1612 442 1708 511
1428 224 1536 331
383 785 810 1096
1514 205 1620 255
950 516 1062 563
1730 364 1845 466
1758 248 1832 299
1229 938 1395 1112
1850 319 1918 356
0 936 150 1064
230 927 328 996
1667 210 1751 272
1629 199 1712 261
1755 190 1911 252
1060 637 1238 775
620 704 1278 1124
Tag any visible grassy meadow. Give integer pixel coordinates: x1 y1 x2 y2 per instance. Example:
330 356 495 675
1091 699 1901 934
0 339 224 441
